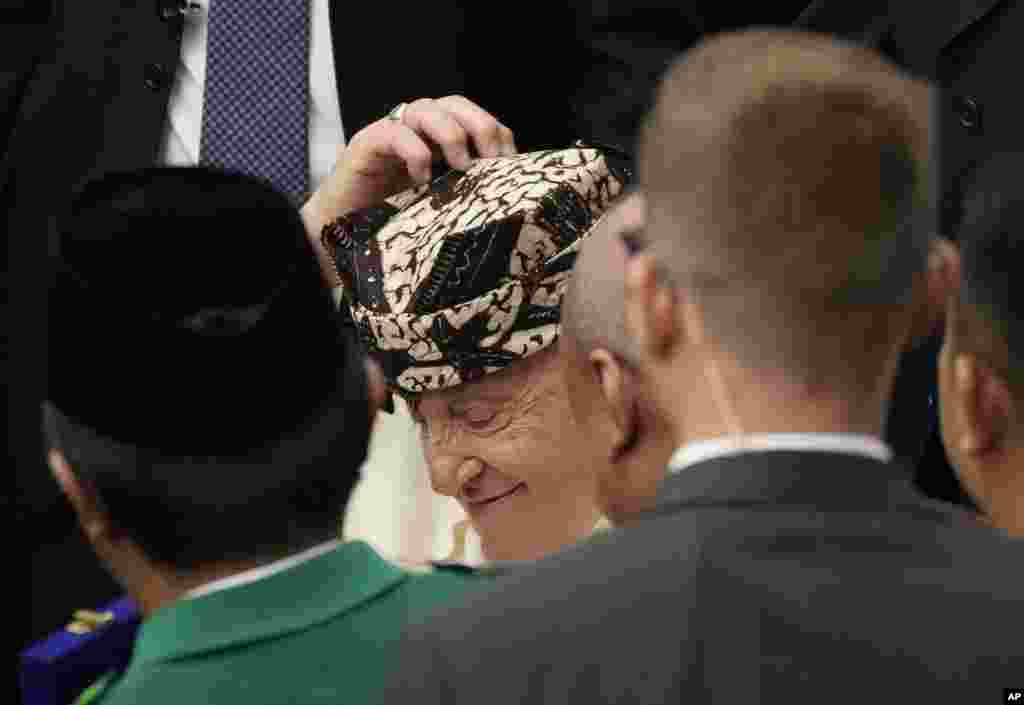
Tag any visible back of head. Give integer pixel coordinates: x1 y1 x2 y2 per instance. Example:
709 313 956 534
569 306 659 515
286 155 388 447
562 192 644 365
640 29 934 395
46 166 371 570
953 151 1024 437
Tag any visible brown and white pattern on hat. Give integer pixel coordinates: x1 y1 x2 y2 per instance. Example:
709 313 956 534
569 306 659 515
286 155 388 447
325 144 630 394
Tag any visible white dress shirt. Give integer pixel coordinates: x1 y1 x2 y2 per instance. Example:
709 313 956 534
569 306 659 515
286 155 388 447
185 539 343 599
160 0 345 191
668 433 893 476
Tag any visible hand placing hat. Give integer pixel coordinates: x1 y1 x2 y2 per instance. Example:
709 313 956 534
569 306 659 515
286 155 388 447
302 96 517 286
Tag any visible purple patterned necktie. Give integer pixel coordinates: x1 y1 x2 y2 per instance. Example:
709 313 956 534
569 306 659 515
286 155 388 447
200 0 310 203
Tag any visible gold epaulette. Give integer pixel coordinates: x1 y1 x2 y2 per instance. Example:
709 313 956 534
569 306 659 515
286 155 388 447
65 609 115 635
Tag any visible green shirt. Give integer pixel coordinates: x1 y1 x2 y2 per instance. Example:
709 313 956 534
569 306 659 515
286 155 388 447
76 541 480 705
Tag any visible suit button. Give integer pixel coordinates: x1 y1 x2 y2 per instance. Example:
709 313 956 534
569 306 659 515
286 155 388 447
144 63 171 91
159 2 179 20
952 95 982 134
943 46 968 69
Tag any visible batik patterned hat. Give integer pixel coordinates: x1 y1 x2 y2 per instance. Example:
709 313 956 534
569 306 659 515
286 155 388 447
322 142 631 395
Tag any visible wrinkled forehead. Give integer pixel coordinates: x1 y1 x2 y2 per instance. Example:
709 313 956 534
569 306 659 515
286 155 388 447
413 350 560 409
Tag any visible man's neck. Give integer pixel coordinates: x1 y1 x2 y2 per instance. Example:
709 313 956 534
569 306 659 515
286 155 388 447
981 446 1024 538
132 559 268 616
664 369 887 450
133 538 339 616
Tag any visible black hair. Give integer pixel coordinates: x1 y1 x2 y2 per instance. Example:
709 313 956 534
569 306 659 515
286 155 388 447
42 355 369 572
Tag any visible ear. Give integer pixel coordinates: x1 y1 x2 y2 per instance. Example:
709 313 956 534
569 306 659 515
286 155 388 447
910 238 960 345
975 364 1014 455
953 353 1012 458
590 348 632 450
48 449 111 545
624 253 678 364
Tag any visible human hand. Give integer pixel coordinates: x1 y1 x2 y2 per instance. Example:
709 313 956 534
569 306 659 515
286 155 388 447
303 96 516 285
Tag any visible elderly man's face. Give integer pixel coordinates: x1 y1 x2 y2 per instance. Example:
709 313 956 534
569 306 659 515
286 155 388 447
412 348 601 561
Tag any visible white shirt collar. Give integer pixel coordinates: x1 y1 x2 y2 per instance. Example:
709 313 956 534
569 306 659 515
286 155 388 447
668 433 892 475
185 539 343 599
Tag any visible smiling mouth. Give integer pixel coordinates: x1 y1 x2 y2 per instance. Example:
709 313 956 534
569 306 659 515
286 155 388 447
466 483 526 509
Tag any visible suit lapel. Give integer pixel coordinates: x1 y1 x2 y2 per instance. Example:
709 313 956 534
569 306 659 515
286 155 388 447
937 0 1008 45
886 0 1007 69
327 0 403 137
796 0 1007 72
326 0 468 139
326 0 372 136
795 0 898 46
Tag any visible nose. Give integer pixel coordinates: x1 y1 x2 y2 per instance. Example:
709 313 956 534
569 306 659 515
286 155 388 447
418 412 484 497
428 453 484 498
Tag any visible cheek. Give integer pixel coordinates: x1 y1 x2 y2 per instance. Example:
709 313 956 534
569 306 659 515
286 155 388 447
478 435 552 486
564 382 587 424
562 364 593 422
497 416 592 490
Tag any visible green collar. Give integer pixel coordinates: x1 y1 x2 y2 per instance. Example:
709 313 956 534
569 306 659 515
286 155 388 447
131 541 406 665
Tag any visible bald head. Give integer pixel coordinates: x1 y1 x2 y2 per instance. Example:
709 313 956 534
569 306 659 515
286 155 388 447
639 29 934 391
563 192 645 363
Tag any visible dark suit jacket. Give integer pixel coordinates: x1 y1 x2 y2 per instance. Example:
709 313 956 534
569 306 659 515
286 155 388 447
796 0 1023 506
389 451 1024 704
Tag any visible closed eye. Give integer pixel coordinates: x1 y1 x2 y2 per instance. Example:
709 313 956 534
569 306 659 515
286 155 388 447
448 403 504 432
467 417 499 431
463 408 497 428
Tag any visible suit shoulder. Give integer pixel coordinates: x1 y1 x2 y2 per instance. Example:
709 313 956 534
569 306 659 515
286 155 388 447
371 560 487 625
